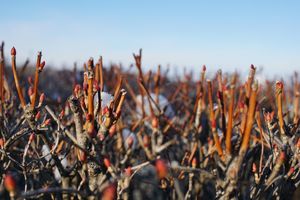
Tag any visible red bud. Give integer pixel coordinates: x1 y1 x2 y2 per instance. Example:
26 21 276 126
126 136 134 148
102 106 109 115
44 118 51 126
39 93 45 104
88 58 94 68
143 135 150 148
59 109 65 119
87 124 95 137
109 124 116 137
80 98 86 110
264 111 274 123
11 47 16 56
217 91 221 99
29 133 35 142
155 159 168 179
28 76 33 85
104 158 111 168
4 174 16 192
252 163 257 173
94 81 100 91
211 119 216 129
151 117 159 128
289 167 295 175
35 111 41 120
98 132 105 141
124 167 132 176
83 82 88 91
297 138 300 148
78 150 87 163
28 86 34 97
238 101 245 109
0 138 4 148
279 151 285 161
86 113 92 122
39 61 45 71
103 184 116 200
202 65 206 72
192 157 197 168
74 84 81 95
276 81 284 90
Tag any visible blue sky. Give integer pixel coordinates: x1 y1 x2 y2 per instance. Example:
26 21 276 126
1 1 300 77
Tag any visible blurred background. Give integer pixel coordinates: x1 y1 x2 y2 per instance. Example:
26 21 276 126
1 0 299 78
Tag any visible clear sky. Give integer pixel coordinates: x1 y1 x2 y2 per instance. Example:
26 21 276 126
1 1 300 77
